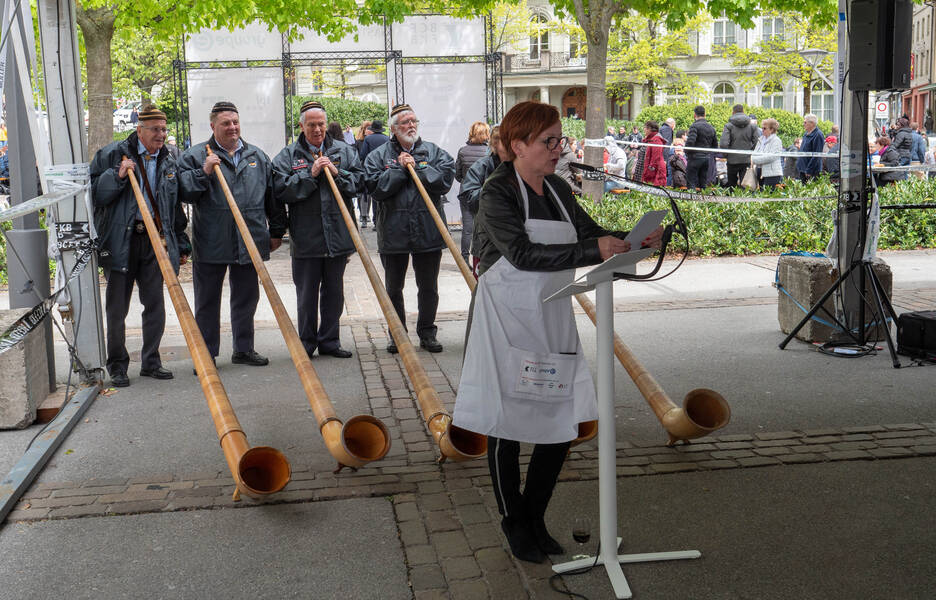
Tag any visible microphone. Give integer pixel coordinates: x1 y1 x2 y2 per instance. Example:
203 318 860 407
569 161 597 172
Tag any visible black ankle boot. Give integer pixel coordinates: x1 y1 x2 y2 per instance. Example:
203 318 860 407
501 517 546 563
529 516 565 555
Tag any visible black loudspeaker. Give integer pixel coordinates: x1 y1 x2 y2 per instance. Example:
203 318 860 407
848 0 912 91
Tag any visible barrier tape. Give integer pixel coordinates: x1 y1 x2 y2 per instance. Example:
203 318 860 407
0 244 94 356
582 137 833 158
601 176 837 204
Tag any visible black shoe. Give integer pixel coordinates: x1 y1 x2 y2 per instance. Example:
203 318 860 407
140 366 174 380
501 518 545 563
386 341 398 354
320 347 352 358
529 517 565 555
419 336 443 353
110 372 130 387
231 350 269 366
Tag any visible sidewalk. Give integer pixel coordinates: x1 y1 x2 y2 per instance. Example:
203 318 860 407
1 229 934 599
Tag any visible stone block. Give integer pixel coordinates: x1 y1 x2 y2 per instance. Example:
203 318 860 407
777 255 892 343
0 308 50 429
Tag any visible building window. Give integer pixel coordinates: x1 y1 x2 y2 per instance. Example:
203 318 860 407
713 82 735 104
811 81 833 122
713 19 736 49
530 15 549 60
762 17 784 42
761 82 784 109
569 33 583 58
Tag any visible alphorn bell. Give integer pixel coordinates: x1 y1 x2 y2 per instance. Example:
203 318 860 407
405 164 602 444
123 156 290 499
321 162 486 462
205 146 390 471
574 293 730 446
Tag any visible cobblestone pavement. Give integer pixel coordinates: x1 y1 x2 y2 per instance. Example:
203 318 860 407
6 234 936 599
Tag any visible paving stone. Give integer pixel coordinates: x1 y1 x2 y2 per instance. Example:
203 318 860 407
800 436 840 444
475 547 513 573
754 447 792 456
877 436 936 447
422 492 454 511
399 520 429 546
96 490 169 503
838 425 883 433
754 431 800 440
829 441 877 451
801 428 840 437
268 489 318 503
615 466 646 477
777 453 823 464
793 445 831 453
6 507 50 521
445 478 473 491
177 471 220 481
409 564 446 591
29 495 97 509
527 577 572 599
448 580 489 600
18 488 51 500
106 500 168 515
395 501 420 522
403 431 427 444
882 423 924 431
710 450 755 459
285 478 338 491
426 510 460 533
431 530 473 558
676 443 718 453
911 445 936 455
838 433 875 442
33 481 76 491
192 478 236 488
557 471 582 482
716 433 754 442
464 523 502 551
752 439 801 448
164 497 215 511
80 477 130 487
484 570 525 598
414 589 450 600
456 504 491 526
715 442 754 450
618 456 650 466
127 473 175 484
449 489 482 506
824 450 873 461
696 459 738 469
736 457 781 467
418 480 445 494
649 462 701 474
442 557 482 581
127 481 194 493
403 471 441 483
405 544 438 566
646 453 694 464
48 504 108 518
868 447 914 458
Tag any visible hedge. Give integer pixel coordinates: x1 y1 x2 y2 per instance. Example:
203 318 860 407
580 175 936 257
288 96 387 136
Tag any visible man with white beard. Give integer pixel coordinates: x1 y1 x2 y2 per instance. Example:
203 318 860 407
363 103 455 354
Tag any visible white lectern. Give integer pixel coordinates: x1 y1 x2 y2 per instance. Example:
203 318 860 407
547 249 700 600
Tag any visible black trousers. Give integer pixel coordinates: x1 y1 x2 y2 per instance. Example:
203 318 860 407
458 198 474 263
686 156 709 189
488 435 571 521
380 250 441 339
193 261 259 358
104 230 165 376
292 255 348 355
726 163 749 188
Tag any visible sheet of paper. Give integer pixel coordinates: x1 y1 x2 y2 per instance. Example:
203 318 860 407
625 209 668 247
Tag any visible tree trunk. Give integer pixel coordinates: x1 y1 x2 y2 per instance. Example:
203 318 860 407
647 81 656 106
803 80 811 115
582 29 610 203
76 3 116 156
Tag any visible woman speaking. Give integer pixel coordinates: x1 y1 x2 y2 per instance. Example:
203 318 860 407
454 102 662 563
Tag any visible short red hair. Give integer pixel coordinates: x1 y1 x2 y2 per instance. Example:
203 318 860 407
499 101 560 161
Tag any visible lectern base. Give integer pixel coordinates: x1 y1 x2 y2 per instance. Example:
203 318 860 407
552 547 700 599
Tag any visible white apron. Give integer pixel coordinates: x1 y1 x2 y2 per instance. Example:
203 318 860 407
453 172 598 444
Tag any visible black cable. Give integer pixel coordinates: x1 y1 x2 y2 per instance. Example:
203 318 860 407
548 540 602 599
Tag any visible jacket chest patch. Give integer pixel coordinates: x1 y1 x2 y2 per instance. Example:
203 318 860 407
248 161 258 168
165 171 175 179
293 158 308 171
417 160 428 168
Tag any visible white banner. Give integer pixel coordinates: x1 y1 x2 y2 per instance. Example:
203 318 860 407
186 68 286 160
185 22 283 62
393 15 486 57
290 24 386 52
402 62 488 223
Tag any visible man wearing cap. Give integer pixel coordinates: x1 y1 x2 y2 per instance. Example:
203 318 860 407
178 101 285 369
90 105 191 387
363 103 455 354
271 100 362 358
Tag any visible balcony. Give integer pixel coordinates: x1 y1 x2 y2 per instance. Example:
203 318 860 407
504 51 587 73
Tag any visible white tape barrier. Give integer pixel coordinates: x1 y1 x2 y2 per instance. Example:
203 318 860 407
583 137 834 159
604 176 837 204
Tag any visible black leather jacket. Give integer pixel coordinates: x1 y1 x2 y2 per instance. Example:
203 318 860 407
474 162 628 275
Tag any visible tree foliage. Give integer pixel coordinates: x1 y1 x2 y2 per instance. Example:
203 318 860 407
110 29 179 104
720 10 836 114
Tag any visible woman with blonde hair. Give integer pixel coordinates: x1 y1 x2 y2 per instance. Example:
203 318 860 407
455 121 492 263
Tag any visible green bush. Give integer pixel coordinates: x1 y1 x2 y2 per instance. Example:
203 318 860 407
580 175 936 257
288 96 386 136
561 117 638 142
635 103 834 147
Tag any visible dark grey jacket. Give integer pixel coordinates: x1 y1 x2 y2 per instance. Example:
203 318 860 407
891 128 913 162
685 118 717 160
719 113 760 165
178 137 285 265
272 135 362 258
455 142 489 182
363 136 455 254
90 132 190 273
475 162 627 275
458 153 500 254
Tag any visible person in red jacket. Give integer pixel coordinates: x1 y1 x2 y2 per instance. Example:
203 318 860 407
639 120 668 186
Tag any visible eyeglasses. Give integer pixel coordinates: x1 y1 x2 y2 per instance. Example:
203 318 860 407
397 118 420 127
540 136 569 151
141 126 168 134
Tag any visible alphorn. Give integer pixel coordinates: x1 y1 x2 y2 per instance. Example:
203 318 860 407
406 164 599 444
124 156 290 499
321 163 486 462
573 293 730 446
205 146 390 471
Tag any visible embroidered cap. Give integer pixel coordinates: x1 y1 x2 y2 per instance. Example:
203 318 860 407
390 103 414 118
138 106 167 122
300 100 325 114
210 101 238 114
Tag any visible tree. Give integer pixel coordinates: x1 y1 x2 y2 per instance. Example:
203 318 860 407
720 10 835 115
546 0 837 201
489 0 536 54
111 29 179 104
606 12 711 107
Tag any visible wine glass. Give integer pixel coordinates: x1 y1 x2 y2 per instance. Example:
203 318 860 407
571 516 591 560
